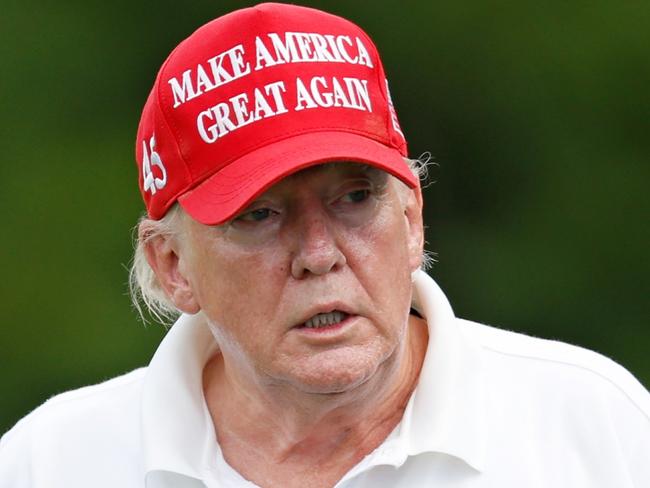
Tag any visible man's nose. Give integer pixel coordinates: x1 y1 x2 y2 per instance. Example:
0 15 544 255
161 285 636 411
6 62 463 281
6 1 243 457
290 211 347 279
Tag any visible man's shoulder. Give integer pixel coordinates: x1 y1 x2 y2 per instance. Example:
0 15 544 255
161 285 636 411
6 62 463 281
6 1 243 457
43 367 147 405
1 368 149 486
2 367 148 448
456 318 650 418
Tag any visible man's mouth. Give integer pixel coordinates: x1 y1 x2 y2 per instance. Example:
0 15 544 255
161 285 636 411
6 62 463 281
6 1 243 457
302 310 349 329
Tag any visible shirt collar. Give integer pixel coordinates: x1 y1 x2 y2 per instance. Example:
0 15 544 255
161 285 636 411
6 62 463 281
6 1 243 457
141 312 217 482
404 270 486 472
140 271 486 483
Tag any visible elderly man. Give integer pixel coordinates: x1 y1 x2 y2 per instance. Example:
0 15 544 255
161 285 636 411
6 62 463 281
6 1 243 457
1 3 649 487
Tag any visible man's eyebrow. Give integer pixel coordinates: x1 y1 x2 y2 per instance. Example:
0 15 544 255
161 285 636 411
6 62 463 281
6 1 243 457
287 162 390 192
292 161 373 177
354 164 390 187
326 161 389 179
336 163 391 193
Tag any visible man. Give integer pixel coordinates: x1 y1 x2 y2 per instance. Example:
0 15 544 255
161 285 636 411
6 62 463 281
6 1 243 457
1 3 649 487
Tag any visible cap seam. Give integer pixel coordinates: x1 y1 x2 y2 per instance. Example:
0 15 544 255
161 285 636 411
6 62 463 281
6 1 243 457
156 48 194 187
356 28 396 148
359 29 407 154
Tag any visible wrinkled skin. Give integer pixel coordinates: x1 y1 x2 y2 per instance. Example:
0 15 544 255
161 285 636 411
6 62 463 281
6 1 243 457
144 162 426 486
147 163 424 398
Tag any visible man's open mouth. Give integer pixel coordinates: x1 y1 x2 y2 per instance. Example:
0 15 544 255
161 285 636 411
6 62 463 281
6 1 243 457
302 311 349 329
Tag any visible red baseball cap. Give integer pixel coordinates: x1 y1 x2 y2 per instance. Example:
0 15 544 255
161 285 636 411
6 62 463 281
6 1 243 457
135 2 416 225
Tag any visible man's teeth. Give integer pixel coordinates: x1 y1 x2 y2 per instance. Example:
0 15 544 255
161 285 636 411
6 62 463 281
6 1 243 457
304 311 347 328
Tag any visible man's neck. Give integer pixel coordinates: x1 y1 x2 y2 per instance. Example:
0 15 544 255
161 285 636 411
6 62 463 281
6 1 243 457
202 315 428 488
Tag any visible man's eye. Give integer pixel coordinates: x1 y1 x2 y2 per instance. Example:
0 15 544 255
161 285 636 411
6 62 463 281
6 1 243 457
237 208 275 222
342 189 370 203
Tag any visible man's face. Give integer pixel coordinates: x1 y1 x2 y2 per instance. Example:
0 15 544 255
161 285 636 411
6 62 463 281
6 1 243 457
177 163 423 395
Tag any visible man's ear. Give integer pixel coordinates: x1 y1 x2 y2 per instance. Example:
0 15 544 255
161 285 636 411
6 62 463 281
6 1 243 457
403 182 425 273
140 224 201 315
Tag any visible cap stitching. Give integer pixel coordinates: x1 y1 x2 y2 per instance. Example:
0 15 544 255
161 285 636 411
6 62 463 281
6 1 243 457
155 46 194 185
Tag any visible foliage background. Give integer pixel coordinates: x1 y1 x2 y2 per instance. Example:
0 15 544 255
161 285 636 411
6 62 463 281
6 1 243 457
2 0 648 432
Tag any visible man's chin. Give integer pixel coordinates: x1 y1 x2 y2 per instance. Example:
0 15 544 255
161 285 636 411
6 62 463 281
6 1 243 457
276 348 390 397
292 373 372 396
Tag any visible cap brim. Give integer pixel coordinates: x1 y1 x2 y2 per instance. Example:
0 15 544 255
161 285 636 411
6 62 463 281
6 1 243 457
178 131 417 225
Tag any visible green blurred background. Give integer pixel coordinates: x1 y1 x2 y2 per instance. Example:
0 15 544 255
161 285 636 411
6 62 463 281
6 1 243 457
1 0 648 433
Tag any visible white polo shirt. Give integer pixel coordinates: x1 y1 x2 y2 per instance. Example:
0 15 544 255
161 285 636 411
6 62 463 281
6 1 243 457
2 271 649 487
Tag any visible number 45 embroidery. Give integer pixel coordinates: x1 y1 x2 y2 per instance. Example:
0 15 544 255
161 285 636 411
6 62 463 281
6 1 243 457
142 135 167 195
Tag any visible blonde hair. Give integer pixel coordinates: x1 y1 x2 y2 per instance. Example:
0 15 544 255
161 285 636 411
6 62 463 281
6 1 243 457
128 204 185 325
128 156 434 323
